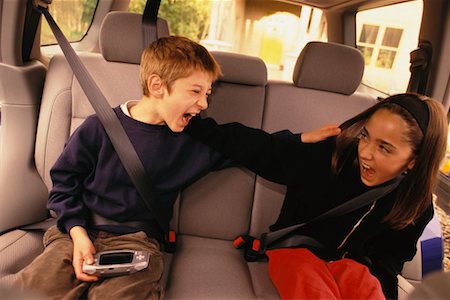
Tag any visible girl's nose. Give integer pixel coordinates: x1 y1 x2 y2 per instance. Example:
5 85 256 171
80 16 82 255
359 142 374 159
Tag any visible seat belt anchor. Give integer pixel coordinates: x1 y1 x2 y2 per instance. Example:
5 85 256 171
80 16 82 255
232 234 268 262
164 230 177 253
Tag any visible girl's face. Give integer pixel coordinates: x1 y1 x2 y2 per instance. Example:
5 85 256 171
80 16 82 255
358 108 416 187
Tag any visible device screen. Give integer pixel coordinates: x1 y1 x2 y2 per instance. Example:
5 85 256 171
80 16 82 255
99 252 134 265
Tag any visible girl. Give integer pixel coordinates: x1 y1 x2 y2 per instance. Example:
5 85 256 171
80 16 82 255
186 93 448 299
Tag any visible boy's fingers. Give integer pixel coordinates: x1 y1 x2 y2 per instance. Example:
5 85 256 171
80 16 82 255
320 127 341 138
73 253 98 282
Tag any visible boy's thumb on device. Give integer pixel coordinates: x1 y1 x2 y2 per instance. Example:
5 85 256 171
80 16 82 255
84 254 94 265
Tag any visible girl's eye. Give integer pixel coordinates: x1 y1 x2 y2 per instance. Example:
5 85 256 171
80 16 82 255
358 131 368 141
379 144 391 154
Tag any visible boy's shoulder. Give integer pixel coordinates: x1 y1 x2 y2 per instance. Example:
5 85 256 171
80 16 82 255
79 113 103 130
69 113 105 141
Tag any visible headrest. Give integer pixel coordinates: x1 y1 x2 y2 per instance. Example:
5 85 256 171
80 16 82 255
293 42 364 95
211 51 267 86
99 12 170 64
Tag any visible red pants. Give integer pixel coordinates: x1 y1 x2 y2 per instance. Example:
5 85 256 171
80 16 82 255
267 248 385 299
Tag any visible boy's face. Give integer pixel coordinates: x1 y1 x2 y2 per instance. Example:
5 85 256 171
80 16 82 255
159 70 212 132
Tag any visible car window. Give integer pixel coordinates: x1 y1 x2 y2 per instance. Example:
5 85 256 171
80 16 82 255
129 0 327 81
40 0 99 45
356 0 423 95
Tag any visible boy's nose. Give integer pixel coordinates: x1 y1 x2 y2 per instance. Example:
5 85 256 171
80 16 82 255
198 96 208 110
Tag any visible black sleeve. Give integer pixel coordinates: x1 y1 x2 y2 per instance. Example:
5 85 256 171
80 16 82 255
185 117 333 185
366 205 434 299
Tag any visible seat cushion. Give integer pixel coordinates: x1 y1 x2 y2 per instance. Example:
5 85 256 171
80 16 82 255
165 235 279 299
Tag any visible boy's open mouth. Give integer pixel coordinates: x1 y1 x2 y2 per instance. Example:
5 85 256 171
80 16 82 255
182 113 197 124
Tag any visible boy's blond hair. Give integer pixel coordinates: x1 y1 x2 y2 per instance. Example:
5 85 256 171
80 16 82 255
140 36 223 96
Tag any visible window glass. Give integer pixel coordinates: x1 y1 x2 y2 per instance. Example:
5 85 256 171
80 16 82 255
382 27 403 47
359 24 379 44
40 0 99 45
129 0 327 81
356 0 422 94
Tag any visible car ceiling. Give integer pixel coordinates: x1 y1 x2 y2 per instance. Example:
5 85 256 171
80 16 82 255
283 0 412 10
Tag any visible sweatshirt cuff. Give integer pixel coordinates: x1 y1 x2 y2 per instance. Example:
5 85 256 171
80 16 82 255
59 218 87 234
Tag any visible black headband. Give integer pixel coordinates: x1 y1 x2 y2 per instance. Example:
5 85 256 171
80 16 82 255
385 95 429 135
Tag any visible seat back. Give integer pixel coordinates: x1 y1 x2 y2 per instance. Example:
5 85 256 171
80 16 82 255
179 51 268 240
35 11 169 190
250 41 377 236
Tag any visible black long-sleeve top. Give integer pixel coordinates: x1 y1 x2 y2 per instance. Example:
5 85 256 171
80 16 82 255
186 117 433 299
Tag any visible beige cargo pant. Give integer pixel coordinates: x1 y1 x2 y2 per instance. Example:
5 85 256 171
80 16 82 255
14 226 164 300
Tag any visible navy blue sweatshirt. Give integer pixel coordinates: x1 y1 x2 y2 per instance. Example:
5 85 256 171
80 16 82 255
47 107 229 239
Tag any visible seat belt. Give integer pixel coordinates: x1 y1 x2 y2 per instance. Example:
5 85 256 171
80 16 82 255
234 176 402 262
33 1 175 249
142 0 161 48
407 41 432 95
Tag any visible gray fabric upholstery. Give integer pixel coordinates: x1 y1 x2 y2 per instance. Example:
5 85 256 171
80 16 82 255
180 51 267 241
212 51 268 86
99 12 170 64
251 80 377 237
34 54 142 189
180 168 256 240
293 41 364 95
165 236 276 299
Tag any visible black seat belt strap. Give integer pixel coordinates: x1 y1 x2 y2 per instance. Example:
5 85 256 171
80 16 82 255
262 176 402 249
38 5 169 235
407 41 432 94
142 0 161 49
234 176 402 261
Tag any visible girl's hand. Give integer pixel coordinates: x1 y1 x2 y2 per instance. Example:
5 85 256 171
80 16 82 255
301 124 341 143
70 226 99 282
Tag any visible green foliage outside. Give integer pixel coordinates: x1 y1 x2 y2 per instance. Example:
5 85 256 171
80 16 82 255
129 0 212 42
41 0 212 46
41 0 98 45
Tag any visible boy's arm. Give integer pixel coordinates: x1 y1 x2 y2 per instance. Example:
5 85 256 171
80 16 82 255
47 117 99 234
186 117 334 185
70 226 98 282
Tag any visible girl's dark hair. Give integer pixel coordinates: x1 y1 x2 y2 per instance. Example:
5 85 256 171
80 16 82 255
332 93 447 229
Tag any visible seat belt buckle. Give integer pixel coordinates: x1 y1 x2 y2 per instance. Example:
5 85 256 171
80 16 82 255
233 235 246 249
164 230 177 253
232 234 267 262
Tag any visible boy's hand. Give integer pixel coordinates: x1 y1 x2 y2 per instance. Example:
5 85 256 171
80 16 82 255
301 124 341 143
70 226 99 282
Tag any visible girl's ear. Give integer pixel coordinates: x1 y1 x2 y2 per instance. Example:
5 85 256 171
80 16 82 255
147 75 164 98
406 158 416 172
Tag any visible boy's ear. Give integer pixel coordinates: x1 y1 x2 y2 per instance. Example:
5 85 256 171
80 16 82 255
147 75 164 98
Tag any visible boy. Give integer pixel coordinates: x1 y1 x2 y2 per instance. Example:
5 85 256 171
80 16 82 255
14 36 228 299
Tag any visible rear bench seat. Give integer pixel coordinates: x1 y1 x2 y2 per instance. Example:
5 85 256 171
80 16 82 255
0 11 425 299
